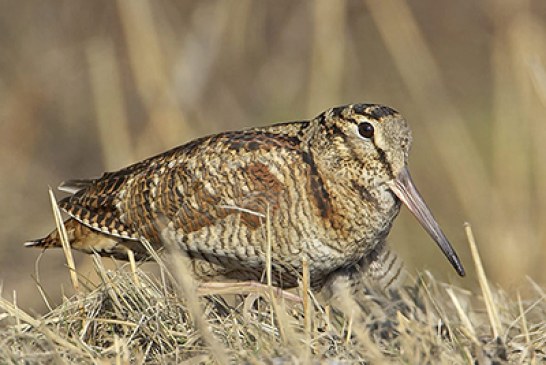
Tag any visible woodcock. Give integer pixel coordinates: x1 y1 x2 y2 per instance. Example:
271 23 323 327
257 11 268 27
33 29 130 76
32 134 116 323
26 103 465 293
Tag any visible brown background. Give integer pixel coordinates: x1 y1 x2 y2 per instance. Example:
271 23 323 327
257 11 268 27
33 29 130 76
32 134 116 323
2 0 546 314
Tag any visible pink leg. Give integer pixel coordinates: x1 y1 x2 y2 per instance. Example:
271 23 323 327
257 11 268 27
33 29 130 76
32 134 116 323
196 281 303 303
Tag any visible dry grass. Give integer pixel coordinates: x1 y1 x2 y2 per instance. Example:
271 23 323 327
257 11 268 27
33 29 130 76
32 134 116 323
1 265 544 364
1 220 544 364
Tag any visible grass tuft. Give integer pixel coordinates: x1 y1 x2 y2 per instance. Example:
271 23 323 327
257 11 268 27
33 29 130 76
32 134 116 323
0 252 544 363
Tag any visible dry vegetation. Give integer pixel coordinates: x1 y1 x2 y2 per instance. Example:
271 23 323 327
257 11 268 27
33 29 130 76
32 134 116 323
0 224 544 364
1 1 546 363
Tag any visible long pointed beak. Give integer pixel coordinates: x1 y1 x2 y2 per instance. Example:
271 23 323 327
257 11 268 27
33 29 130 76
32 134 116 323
387 167 465 276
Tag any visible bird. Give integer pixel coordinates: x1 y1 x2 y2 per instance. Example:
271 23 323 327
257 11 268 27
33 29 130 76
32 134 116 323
25 103 465 295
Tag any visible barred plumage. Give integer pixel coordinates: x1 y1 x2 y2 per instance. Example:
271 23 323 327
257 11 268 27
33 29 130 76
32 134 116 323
26 103 464 296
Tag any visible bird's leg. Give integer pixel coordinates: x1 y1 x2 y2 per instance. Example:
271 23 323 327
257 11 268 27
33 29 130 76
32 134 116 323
196 281 303 303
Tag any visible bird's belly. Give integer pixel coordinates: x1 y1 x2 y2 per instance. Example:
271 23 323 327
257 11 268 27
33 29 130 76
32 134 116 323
160 191 399 289
166 225 376 289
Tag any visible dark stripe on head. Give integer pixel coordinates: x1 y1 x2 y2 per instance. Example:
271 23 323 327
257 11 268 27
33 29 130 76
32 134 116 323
367 105 398 119
328 121 344 137
313 109 347 141
330 106 346 119
373 105 397 118
352 103 374 115
323 104 398 122
316 112 326 125
374 145 395 179
296 121 311 139
350 104 399 121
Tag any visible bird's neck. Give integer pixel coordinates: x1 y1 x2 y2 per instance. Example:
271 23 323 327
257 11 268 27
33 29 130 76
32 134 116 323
315 167 402 257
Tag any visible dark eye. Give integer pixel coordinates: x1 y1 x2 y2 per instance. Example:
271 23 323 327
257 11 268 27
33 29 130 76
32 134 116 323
358 122 374 138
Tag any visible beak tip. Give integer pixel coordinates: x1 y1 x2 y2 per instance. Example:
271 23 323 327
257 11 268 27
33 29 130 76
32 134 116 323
452 261 465 277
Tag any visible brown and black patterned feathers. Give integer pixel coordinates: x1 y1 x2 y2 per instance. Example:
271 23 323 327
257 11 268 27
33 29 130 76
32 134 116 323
27 103 465 293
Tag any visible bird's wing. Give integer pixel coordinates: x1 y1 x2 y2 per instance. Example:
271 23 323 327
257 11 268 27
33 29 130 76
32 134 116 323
58 126 309 250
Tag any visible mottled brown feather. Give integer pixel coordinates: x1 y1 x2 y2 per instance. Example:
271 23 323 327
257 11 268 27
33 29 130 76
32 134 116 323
27 103 421 291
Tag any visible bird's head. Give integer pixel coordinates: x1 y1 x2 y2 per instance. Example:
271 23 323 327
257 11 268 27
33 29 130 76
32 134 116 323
310 103 465 276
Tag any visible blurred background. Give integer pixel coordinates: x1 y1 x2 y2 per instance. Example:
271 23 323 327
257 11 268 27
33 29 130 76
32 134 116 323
1 0 546 314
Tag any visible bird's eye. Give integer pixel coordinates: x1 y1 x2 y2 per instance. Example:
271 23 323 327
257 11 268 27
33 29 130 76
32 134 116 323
358 122 374 139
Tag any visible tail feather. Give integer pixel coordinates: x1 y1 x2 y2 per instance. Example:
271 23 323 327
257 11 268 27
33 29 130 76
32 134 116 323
24 218 153 261
24 238 51 248
24 219 75 249
58 179 94 194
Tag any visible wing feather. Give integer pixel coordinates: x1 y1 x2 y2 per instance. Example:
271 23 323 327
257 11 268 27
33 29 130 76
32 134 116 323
56 125 308 252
